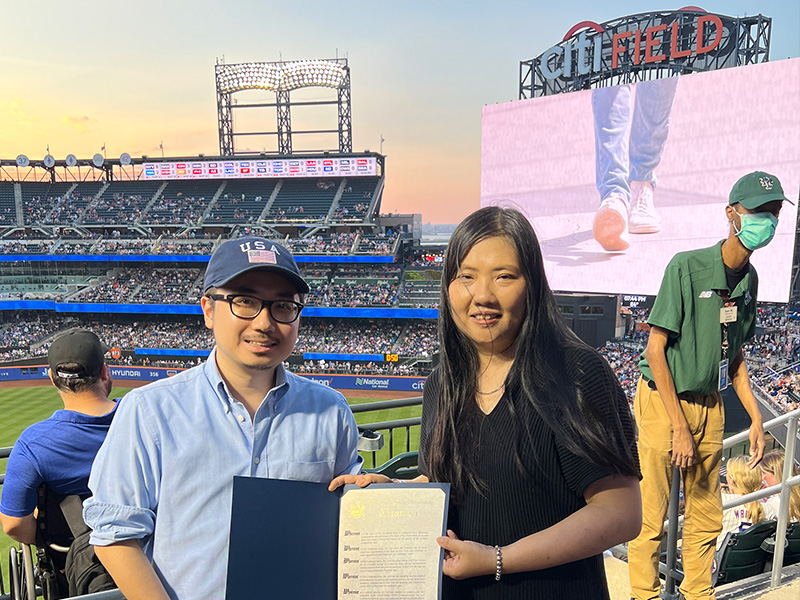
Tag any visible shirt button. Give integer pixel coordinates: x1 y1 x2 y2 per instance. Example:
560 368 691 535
237 415 245 422
254 457 260 464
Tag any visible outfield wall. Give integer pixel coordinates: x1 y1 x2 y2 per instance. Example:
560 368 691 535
0 366 426 392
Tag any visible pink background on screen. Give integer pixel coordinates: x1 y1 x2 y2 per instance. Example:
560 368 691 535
481 58 800 302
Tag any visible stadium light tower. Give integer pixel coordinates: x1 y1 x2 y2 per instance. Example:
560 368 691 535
215 58 352 156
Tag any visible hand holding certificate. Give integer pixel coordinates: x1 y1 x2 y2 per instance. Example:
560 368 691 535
226 477 449 600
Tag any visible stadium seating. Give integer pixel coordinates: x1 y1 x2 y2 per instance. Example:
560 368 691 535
0 315 440 364
334 176 379 221
355 232 397 255
398 279 441 308
287 232 357 254
363 451 420 479
0 181 16 225
51 182 104 226
82 181 162 225
20 182 74 225
208 179 279 223
712 521 777 585
268 178 337 222
142 180 220 226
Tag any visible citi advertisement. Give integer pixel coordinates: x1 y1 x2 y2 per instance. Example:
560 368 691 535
296 374 426 392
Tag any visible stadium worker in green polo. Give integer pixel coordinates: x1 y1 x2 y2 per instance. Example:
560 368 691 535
628 171 791 600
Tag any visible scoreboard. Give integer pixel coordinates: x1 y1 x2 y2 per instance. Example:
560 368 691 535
142 156 378 180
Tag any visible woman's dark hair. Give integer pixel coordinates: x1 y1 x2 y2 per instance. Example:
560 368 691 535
428 206 637 500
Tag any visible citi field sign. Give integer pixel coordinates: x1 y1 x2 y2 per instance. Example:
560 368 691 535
522 7 772 97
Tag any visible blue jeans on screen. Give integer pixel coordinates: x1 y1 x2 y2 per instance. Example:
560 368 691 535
592 76 678 207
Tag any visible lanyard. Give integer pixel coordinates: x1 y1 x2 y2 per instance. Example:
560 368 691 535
718 289 731 361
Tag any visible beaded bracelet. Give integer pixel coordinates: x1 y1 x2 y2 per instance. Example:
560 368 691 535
494 545 503 581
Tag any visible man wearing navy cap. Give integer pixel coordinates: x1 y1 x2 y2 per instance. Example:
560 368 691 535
1 328 117 544
84 238 362 600
629 172 791 600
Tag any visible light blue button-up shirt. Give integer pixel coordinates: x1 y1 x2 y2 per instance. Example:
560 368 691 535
84 350 362 600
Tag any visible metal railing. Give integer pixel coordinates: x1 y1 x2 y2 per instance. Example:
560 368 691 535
353 396 422 468
661 407 800 597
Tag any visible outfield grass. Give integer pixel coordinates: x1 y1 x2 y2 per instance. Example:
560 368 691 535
0 385 420 589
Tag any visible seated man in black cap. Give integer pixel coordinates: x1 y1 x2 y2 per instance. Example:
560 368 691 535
84 237 363 600
0 328 118 544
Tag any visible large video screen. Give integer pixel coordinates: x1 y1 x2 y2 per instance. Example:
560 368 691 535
481 59 800 302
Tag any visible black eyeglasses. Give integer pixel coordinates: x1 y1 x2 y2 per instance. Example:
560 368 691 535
207 294 304 323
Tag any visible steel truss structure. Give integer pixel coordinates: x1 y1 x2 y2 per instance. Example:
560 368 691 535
215 58 352 156
520 10 771 99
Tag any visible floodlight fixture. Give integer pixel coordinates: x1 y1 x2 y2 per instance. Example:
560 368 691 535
215 57 352 155
216 59 347 94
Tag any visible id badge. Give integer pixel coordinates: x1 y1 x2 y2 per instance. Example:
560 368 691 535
720 306 738 323
718 359 729 391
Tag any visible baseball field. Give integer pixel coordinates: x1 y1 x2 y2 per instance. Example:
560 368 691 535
0 380 422 590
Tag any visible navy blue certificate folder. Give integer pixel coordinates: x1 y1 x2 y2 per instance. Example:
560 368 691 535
226 477 450 599
226 477 341 599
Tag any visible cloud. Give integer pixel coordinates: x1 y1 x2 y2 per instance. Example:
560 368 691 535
0 97 47 139
61 115 95 133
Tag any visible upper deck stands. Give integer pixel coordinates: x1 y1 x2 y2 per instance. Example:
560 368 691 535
0 182 16 225
21 182 74 225
334 177 378 222
208 179 279 224
83 181 162 225
48 182 104 226
268 179 337 222
142 181 219 225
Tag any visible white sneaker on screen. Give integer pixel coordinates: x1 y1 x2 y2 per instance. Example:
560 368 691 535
628 182 661 234
593 195 630 252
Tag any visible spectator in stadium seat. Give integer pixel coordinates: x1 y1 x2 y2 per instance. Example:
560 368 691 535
84 237 362 600
760 450 800 522
628 172 790 600
0 328 118 544
717 454 774 550
332 206 640 599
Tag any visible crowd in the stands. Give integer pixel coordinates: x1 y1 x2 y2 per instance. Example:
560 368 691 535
285 232 358 254
356 232 397 254
594 304 800 414
598 341 645 407
295 320 402 354
406 250 445 267
306 281 398 307
292 360 428 376
394 322 438 356
0 315 439 367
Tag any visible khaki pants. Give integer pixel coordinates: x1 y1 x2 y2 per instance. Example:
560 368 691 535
629 377 724 600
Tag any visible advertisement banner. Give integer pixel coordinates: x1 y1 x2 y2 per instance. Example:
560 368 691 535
0 367 426 392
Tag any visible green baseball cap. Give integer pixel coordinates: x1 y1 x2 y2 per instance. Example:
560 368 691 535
729 171 792 210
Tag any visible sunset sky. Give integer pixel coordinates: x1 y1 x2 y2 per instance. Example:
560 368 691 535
0 1 797 223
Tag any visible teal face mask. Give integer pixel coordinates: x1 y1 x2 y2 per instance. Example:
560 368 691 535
733 211 778 250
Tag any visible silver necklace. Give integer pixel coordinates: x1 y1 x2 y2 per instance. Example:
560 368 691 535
477 382 505 395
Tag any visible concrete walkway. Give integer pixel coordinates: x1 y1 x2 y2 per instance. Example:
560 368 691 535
604 556 800 600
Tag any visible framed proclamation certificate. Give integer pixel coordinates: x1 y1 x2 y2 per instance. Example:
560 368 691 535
226 477 450 600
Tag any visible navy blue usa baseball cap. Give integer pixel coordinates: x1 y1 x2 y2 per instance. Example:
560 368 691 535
203 237 309 294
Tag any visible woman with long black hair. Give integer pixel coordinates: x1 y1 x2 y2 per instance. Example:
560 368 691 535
332 206 641 599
